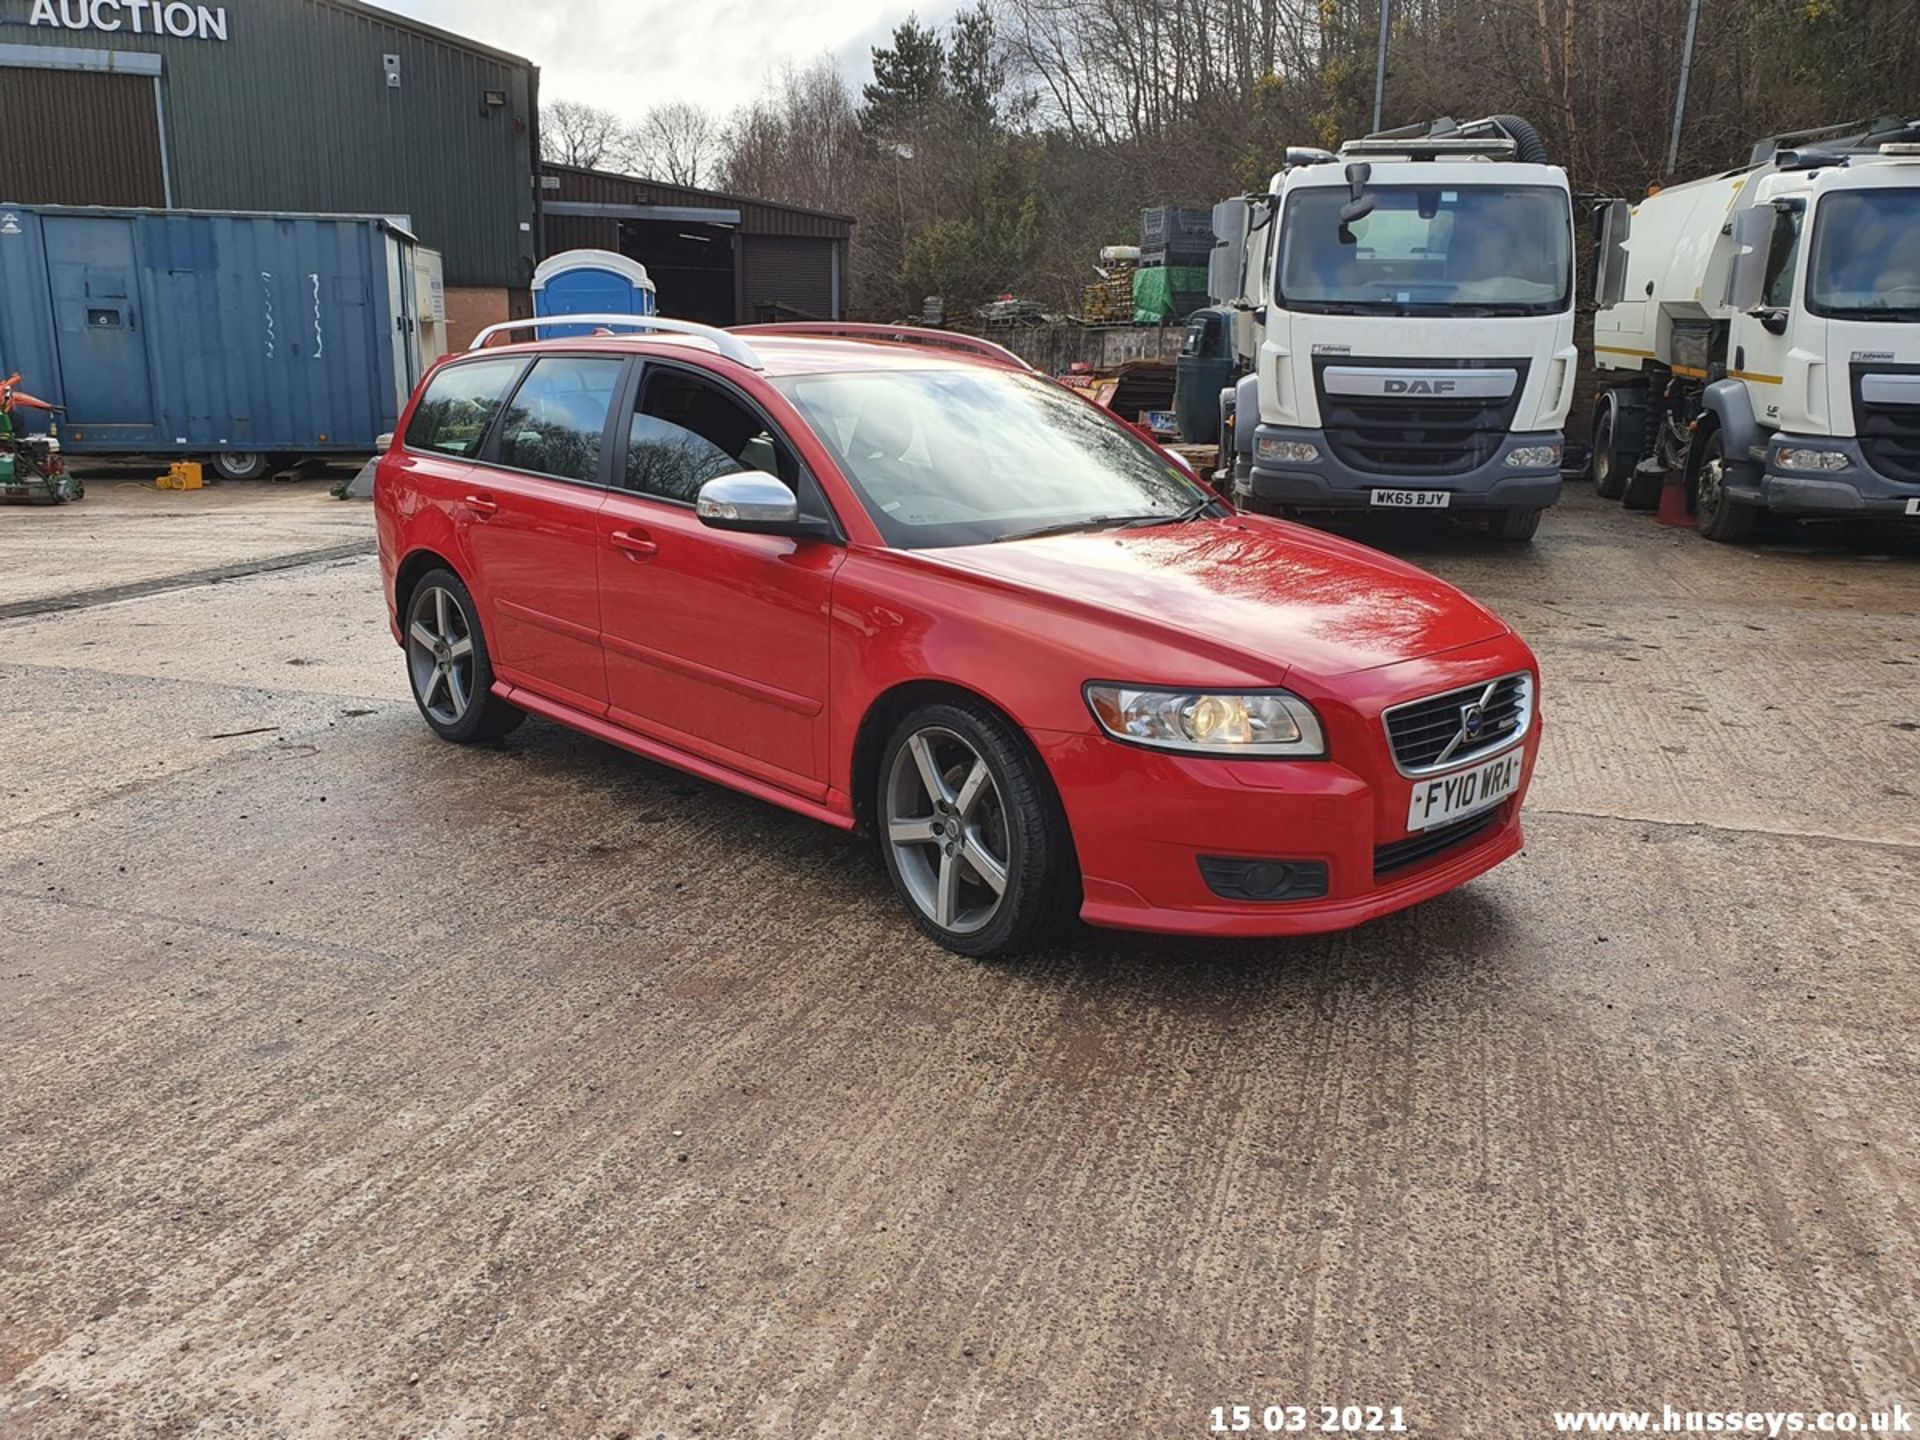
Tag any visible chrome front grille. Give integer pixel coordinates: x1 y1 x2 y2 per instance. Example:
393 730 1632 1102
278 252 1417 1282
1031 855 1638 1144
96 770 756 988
1383 672 1532 776
1314 357 1528 478
1852 366 1920 484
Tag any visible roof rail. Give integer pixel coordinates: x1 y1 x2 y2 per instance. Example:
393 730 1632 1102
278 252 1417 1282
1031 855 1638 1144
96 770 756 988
1750 114 1919 165
731 322 1035 371
467 315 764 370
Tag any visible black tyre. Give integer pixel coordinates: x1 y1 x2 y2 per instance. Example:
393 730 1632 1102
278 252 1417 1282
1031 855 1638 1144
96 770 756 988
1693 430 1758 544
1590 406 1630 503
876 698 1077 958
210 451 272 482
1486 506 1542 543
402 567 525 743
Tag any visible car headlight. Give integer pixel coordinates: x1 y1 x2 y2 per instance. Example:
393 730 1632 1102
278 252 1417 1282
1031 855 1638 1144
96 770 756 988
1255 436 1320 465
1505 443 1563 469
1085 685 1326 757
1774 445 1852 472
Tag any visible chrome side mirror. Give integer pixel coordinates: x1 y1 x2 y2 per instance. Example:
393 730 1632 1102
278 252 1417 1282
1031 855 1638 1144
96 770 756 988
696 471 802 535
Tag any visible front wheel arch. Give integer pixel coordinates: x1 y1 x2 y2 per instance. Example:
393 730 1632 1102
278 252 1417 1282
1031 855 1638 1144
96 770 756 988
849 681 1070 849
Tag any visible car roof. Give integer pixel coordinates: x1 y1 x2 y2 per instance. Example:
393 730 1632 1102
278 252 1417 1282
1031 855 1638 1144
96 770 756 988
455 333 1020 380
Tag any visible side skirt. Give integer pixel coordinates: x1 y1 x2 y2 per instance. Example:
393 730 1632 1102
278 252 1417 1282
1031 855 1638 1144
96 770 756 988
496 682 856 833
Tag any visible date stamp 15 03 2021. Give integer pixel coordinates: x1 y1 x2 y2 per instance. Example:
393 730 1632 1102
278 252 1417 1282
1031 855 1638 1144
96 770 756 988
1209 1404 1411 1434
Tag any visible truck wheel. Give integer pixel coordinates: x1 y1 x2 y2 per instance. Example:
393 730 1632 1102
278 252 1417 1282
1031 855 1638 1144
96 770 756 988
1694 432 1758 544
1486 507 1542 543
1592 393 1644 502
210 451 272 482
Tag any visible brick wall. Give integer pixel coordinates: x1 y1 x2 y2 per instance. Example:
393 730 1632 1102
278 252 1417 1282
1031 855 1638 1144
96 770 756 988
442 287 532 353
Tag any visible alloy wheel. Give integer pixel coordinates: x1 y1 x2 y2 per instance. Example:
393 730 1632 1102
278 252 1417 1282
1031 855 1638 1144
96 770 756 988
885 726 1012 935
406 584 477 726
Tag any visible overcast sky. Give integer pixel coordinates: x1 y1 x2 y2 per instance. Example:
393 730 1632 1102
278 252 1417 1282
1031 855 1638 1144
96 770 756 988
379 0 952 120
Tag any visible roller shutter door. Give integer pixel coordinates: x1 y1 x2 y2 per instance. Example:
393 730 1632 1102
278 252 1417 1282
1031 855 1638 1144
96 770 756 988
3 67 167 208
742 236 833 321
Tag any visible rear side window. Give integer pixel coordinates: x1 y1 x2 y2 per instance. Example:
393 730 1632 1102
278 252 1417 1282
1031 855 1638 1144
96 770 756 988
495 356 627 484
404 358 525 458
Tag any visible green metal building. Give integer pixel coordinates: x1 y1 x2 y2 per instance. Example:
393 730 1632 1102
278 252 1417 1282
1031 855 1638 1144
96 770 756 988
1 0 539 339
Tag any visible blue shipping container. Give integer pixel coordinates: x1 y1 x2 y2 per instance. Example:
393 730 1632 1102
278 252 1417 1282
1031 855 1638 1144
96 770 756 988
0 204 421 474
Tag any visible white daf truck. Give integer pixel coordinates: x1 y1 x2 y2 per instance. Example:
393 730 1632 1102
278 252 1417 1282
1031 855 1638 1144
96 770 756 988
1217 116 1578 542
1589 116 1920 541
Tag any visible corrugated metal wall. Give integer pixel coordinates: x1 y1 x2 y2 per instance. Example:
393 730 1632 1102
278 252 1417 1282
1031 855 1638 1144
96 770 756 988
543 167 851 322
0 0 536 288
546 165 854 241
5 69 167 207
742 237 834 321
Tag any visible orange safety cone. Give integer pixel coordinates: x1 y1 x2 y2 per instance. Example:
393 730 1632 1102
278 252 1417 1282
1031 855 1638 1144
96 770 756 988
1657 469 1696 528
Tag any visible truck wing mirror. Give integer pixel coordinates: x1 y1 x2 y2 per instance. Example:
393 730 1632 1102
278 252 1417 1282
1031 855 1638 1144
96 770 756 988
1594 199 1631 306
1340 163 1376 227
1727 206 1773 312
1209 196 1251 306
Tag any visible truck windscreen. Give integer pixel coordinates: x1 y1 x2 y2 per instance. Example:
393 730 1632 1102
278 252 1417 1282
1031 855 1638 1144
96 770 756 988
1808 188 1920 320
1276 185 1571 316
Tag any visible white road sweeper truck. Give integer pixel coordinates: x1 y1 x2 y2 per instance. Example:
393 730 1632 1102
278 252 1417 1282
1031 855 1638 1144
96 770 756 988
1589 116 1920 541
1213 115 1578 542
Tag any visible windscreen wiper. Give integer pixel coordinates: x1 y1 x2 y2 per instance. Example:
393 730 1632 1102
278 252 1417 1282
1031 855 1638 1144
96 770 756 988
994 503 1211 543
993 514 1143 543
1115 497 1218 528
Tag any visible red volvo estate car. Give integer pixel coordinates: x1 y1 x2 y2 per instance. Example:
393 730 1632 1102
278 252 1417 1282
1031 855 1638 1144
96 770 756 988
374 318 1541 957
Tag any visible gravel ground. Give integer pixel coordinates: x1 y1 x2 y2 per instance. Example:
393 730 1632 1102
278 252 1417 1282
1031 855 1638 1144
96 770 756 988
1 482 1915 1438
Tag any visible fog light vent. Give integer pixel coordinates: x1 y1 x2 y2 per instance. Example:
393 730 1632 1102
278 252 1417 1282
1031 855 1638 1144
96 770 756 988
1197 856 1330 902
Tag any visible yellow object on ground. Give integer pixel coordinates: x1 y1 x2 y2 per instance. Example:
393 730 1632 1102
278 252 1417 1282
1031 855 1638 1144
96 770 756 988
156 462 204 491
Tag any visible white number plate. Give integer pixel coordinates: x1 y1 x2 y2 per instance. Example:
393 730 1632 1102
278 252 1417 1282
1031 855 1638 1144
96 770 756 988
1406 748 1525 831
1370 488 1450 509
1905 498 1920 516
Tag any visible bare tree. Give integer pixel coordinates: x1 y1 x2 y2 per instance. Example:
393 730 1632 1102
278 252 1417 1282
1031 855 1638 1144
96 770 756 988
634 102 724 188
720 59 865 217
541 99 633 172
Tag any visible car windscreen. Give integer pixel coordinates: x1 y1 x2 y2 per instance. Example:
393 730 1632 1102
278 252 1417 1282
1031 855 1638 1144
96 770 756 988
1808 188 1920 320
1276 184 1571 316
774 368 1210 549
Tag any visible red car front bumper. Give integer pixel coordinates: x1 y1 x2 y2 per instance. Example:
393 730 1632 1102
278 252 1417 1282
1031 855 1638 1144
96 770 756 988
1033 705 1539 939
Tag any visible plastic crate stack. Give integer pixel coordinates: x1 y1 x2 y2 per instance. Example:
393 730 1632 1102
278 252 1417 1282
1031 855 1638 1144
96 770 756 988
1135 205 1213 323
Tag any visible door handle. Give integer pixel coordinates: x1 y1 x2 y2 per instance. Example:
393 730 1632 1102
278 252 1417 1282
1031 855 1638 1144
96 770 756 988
462 493 499 518
611 529 658 559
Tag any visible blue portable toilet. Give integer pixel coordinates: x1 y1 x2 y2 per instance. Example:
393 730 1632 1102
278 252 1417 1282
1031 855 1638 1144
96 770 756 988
532 250 657 337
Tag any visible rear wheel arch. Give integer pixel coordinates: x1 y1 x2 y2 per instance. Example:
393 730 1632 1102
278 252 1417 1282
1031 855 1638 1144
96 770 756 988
395 546 460 617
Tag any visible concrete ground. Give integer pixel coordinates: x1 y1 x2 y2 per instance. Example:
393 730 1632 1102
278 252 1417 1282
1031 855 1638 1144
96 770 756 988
1 480 1915 1439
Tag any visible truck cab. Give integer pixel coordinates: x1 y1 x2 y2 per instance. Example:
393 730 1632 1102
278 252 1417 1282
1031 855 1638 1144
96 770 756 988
1591 117 1920 541
1225 118 1578 542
